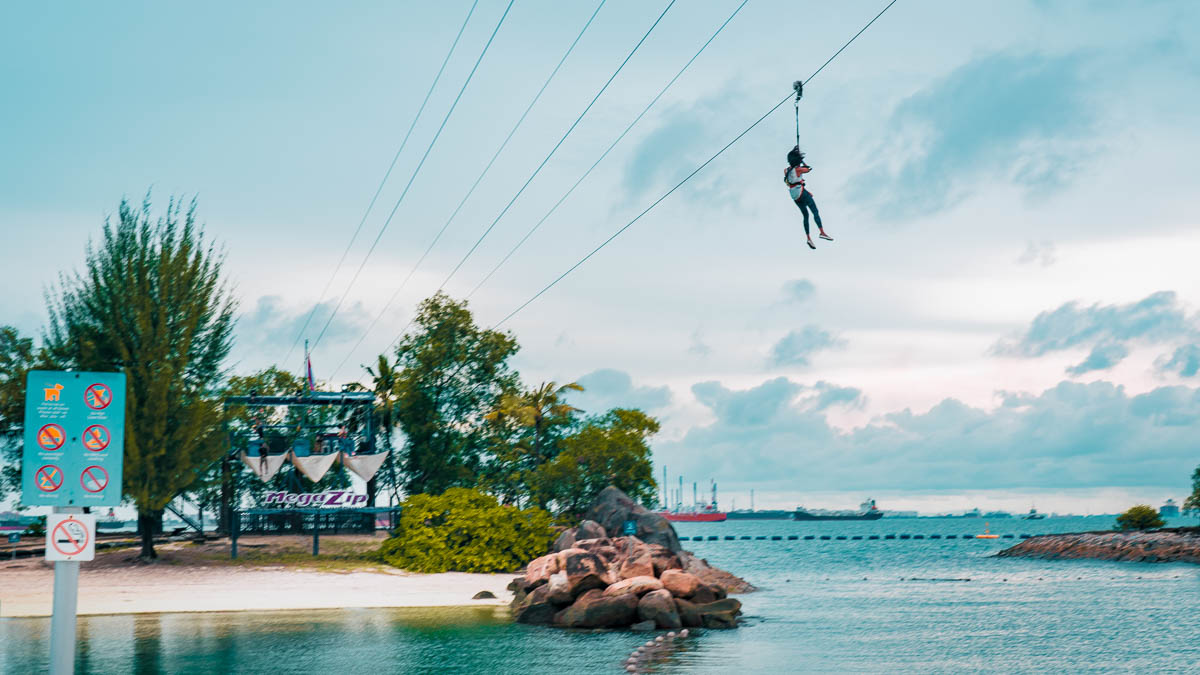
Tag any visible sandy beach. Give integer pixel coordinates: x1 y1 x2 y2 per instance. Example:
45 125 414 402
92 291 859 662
0 535 514 618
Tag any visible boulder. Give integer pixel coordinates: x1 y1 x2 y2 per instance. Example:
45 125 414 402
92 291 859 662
583 486 682 552
577 519 607 541
472 590 497 600
552 528 577 553
660 570 702 598
677 550 755 593
559 548 613 597
630 620 656 631
515 584 558 625
554 589 640 628
618 553 656 580
546 570 572 605
604 575 664 598
524 553 560 589
637 589 682 629
675 597 741 629
648 547 683 576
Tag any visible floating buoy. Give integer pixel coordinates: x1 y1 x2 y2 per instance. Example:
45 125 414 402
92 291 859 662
680 629 690 637
725 535 735 540
787 535 799 540
771 535 782 540
976 522 999 539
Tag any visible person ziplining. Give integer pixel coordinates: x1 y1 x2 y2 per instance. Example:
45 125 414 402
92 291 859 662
785 80 832 250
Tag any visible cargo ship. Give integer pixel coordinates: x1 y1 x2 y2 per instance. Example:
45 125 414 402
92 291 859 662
726 489 791 519
793 498 883 521
657 475 726 522
727 509 792 520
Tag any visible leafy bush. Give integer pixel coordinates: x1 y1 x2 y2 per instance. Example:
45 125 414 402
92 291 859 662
23 515 46 537
1115 504 1165 531
377 488 554 573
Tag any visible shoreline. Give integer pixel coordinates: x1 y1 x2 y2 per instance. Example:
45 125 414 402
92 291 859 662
0 536 513 619
996 527 1200 564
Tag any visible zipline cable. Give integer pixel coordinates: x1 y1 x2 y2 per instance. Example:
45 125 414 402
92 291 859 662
466 0 749 300
281 0 481 367
311 0 515 352
433 0 676 300
493 0 901 329
332 0 677 379
328 0 607 381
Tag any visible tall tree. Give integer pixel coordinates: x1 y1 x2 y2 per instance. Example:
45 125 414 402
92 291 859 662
483 381 582 506
0 326 35 499
363 354 404 506
394 293 518 495
45 196 236 560
531 408 659 517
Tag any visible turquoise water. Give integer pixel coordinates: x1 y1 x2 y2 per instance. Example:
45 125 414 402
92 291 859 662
3 516 1199 673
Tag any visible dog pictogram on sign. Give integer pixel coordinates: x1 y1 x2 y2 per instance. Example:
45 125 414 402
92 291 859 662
84 383 113 410
80 466 109 493
36 465 64 492
83 424 110 451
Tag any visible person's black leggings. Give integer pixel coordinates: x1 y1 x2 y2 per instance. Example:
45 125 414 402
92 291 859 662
794 190 822 236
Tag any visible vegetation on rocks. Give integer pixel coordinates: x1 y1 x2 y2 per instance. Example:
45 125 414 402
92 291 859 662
1115 504 1166 531
377 488 554 573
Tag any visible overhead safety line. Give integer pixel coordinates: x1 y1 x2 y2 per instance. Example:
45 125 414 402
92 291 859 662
311 0 516 351
328 0 608 381
467 0 749 299
282 0 481 367
433 0 677 299
493 0 901 328
332 0 677 380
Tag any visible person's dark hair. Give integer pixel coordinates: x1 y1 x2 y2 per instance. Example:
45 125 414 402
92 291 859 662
787 146 804 167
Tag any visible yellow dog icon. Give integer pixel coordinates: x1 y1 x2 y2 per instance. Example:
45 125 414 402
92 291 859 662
44 383 64 401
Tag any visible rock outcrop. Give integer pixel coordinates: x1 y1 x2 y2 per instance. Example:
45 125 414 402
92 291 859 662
997 528 1200 563
512 487 752 630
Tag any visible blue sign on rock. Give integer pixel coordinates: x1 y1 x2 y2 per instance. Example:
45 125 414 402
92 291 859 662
21 371 126 507
623 519 637 535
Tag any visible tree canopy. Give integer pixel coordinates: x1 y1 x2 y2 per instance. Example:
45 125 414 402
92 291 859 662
1115 504 1165 531
45 196 236 559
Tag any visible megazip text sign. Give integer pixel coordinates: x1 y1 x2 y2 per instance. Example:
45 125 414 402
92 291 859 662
22 371 126 507
263 490 368 508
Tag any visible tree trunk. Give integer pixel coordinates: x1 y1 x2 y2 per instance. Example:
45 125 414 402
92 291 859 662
219 455 232 535
137 511 158 560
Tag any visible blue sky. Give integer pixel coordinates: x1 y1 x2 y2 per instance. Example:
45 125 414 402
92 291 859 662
2 1 1198 513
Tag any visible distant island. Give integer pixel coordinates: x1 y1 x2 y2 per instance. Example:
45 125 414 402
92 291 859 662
997 527 1200 564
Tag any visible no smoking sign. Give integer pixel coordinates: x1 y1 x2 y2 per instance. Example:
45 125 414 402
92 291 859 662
46 513 96 562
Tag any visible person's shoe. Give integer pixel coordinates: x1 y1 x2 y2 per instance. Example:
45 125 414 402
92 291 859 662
807 239 816 250
819 231 833 241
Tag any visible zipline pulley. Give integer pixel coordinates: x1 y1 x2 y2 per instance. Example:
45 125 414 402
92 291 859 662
792 80 804 149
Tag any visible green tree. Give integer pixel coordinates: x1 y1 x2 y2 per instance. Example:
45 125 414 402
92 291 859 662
361 353 404 506
1115 504 1166 531
1184 465 1200 515
45 196 236 560
483 381 582 506
0 326 35 499
531 408 659 517
393 293 518 495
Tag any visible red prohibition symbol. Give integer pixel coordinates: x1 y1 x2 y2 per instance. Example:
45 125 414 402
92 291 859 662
52 518 89 557
36 465 64 492
81 465 109 493
37 424 66 451
84 383 113 410
83 424 111 452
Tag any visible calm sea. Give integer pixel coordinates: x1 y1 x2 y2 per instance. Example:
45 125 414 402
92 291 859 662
3 516 1198 673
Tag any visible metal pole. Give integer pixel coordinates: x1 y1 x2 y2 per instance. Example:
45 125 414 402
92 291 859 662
312 512 320 556
49 506 82 675
230 510 239 560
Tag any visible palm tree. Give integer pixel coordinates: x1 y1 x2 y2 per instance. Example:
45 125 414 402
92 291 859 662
364 354 403 506
486 381 583 463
